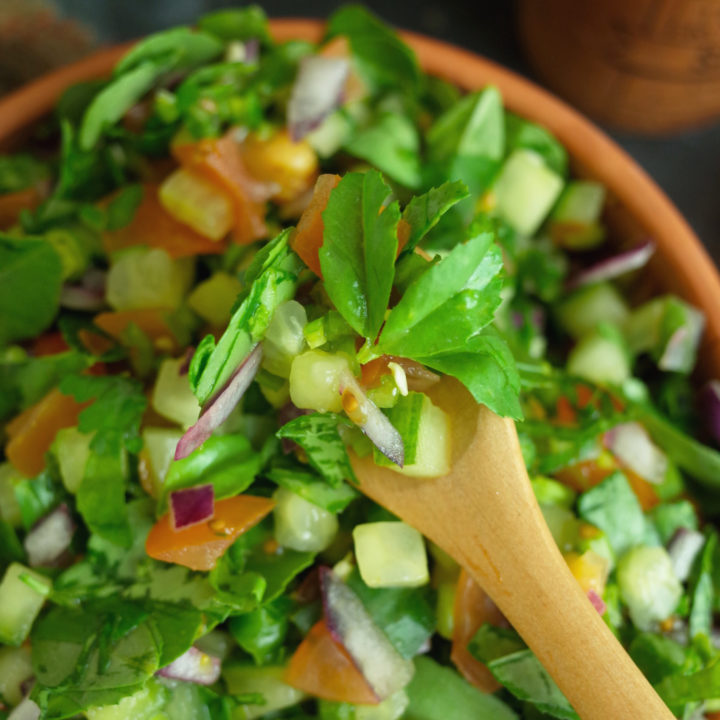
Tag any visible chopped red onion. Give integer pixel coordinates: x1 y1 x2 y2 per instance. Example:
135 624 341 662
59 285 105 311
175 344 263 460
23 504 75 567
156 647 221 685
658 306 704 372
178 347 195 377
339 374 404 467
604 422 668 484
170 484 215 531
320 567 413 700
568 240 655 290
587 589 606 615
288 56 349 141
700 380 720 445
7 698 41 720
667 528 705 583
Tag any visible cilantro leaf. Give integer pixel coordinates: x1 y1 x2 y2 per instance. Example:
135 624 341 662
190 229 302 405
505 111 568 177
0 236 62 347
401 180 469 250
276 413 357 488
0 154 50 193
197 6 272 44
688 533 716 640
320 171 399 339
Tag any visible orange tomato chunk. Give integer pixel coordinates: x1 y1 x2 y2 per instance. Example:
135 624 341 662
0 187 42 229
84 309 177 354
6 389 86 477
285 620 379 704
145 494 274 571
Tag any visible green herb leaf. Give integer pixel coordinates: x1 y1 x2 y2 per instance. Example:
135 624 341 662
198 6 271 44
401 180 469 250
0 236 62 347
228 598 291 665
628 633 687 686
654 657 720 707
689 533 716 640
276 413 357 488
649 501 699 545
320 170 400 339
505 112 568 177
14 470 60 530
0 154 50 193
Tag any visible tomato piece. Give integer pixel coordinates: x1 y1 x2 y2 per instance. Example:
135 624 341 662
554 458 615 493
32 332 70 357
145 495 274 571
6 389 86 477
624 469 661 511
555 396 577 426
102 184 225 259
285 620 379 704
173 132 267 245
82 309 177 355
451 569 504 692
290 174 341 277
0 187 42 229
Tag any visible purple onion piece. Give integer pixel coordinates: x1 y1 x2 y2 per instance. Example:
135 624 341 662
242 38 260 64
170 484 215 531
587 589 606 616
175 344 263 460
59 285 105 312
288 55 349 141
23 504 75 568
156 647 221 685
339 374 404 467
568 240 655 290
7 697 41 720
700 380 720 445
179 347 195 377
604 422 667 484
667 528 705 583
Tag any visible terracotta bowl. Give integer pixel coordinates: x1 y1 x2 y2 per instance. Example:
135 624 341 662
1 18 719 376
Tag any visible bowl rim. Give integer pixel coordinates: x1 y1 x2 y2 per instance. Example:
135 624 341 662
1 17 719 373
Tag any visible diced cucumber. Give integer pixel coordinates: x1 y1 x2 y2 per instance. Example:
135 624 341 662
531 475 576 510
555 282 629 340
159 167 234 240
262 301 308 378
288 350 350 413
222 665 306 720
152 357 201 428
273 487 339 552
549 180 606 249
320 690 410 720
85 679 168 720
624 296 704 374
0 563 52 646
617 546 682 631
52 427 93 494
353 521 429 589
0 463 23 526
540 504 579 553
106 247 194 312
0 645 32 706
142 427 183 497
492 149 564 236
307 109 352 158
162 680 211 720
188 272 243 327
394 395 451 478
567 326 631 385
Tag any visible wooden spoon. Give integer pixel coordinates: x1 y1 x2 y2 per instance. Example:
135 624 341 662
350 376 673 720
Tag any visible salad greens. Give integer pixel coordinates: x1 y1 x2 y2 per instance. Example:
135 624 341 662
1 5 720 720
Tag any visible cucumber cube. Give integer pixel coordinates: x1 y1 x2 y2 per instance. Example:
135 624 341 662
493 149 564 236
550 181 606 249
289 350 350 413
0 563 52 646
0 645 32 705
188 272 243 328
555 283 629 341
142 427 183 497
395 395 451 478
223 665 305 720
273 488 339 552
52 427 93 494
152 357 201 428
263 301 308 378
0 463 22 526
353 522 429 589
567 328 631 385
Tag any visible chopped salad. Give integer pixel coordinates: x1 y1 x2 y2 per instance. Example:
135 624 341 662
2 5 720 720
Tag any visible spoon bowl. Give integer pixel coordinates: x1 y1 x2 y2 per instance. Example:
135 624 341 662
350 376 673 720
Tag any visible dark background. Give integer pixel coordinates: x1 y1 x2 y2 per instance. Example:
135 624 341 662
48 0 720 262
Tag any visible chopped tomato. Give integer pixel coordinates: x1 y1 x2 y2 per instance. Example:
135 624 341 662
290 173 341 277
0 187 42 229
285 620 379 704
554 457 614 493
624 469 661 511
451 569 504 692
173 131 267 245
6 389 86 477
145 494 274 571
555 396 577 426
81 309 178 355
396 218 411 255
102 185 226 258
32 332 70 357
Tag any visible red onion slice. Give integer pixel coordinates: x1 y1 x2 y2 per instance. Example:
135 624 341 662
339 374 404 467
320 567 414 700
175 344 263 460
7 697 41 720
156 646 221 685
667 528 705 583
288 56 349 141
60 268 108 311
170 484 215 531
700 380 720 445
604 422 668 484
23 504 75 567
587 589 606 615
568 240 655 290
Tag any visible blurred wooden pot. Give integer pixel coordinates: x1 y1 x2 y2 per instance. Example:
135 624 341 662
518 0 720 134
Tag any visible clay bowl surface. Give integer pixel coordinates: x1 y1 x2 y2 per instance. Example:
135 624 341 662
0 17 718 378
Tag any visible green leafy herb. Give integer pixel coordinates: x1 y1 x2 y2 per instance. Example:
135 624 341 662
688 533 716 640
14 470 61 530
320 170 400 339
649 501 699 545
198 6 271 44
401 180 469 250
0 154 50 193
505 112 568 177
228 598 291 664
0 236 62 347
628 633 687 686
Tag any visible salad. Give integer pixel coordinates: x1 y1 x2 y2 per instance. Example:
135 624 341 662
1 5 720 719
